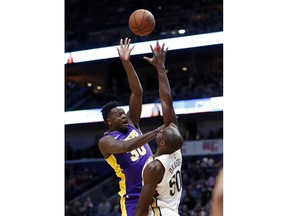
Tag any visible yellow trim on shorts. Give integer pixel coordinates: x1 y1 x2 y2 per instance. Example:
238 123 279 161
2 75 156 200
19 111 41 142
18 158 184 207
151 197 161 216
106 154 126 197
106 154 128 215
120 197 127 216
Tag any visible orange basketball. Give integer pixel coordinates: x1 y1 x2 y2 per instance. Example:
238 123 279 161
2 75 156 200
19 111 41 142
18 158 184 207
129 9 155 36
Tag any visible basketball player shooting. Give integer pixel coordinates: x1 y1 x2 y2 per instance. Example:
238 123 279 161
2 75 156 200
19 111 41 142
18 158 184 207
98 38 164 216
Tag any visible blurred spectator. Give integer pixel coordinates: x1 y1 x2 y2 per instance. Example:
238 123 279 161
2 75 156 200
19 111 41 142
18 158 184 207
195 130 204 140
180 204 192 216
83 196 94 216
182 192 197 211
111 197 121 216
97 196 112 215
207 172 216 188
71 200 86 216
191 204 206 216
182 172 191 188
188 183 199 201
65 163 100 203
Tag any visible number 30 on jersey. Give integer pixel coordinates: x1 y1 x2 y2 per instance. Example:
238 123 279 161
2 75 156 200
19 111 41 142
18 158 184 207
130 146 147 162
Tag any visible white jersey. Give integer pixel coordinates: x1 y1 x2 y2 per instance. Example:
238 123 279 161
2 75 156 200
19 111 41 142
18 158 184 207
143 149 182 216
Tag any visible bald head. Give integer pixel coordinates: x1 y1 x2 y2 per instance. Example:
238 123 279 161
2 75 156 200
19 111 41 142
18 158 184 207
156 123 183 154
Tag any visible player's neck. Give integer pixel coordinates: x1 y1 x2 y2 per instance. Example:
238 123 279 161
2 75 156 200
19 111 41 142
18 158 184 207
154 149 166 157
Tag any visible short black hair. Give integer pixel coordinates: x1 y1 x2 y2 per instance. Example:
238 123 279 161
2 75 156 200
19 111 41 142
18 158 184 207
101 101 119 126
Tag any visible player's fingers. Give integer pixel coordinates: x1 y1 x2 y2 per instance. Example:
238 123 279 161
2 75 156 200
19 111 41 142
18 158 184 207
143 56 151 62
127 38 131 48
156 41 159 47
130 45 135 52
149 44 154 54
125 37 128 46
162 43 165 52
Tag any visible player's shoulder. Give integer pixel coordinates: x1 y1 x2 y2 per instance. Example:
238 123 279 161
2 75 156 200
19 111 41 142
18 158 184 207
144 159 165 183
98 134 115 145
145 159 164 174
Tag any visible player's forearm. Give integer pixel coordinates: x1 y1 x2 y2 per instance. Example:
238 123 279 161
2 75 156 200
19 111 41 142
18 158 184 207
157 68 178 126
135 207 149 216
123 127 160 152
157 69 173 105
121 61 143 95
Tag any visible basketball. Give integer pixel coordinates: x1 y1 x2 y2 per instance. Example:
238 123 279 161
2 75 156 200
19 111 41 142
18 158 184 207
129 9 155 36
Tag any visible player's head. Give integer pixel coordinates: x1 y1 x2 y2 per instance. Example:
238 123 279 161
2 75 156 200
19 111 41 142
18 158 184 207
155 122 183 154
101 101 129 133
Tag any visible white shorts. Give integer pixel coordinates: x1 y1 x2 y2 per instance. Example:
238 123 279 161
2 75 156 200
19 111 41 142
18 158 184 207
149 207 179 216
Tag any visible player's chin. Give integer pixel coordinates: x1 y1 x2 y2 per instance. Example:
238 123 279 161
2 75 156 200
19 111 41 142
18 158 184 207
120 124 129 133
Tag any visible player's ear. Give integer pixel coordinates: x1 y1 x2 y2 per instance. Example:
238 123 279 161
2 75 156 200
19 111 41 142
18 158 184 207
160 140 165 146
106 118 112 126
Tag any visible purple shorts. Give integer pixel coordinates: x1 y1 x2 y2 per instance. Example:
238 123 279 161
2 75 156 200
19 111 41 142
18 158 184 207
120 196 138 216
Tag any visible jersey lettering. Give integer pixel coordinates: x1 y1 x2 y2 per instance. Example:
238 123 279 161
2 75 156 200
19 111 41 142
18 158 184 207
122 129 147 162
124 130 139 141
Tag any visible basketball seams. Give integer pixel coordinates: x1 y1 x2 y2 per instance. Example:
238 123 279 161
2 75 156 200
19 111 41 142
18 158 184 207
139 9 145 29
129 21 138 30
129 13 141 35
140 15 155 33
134 9 145 35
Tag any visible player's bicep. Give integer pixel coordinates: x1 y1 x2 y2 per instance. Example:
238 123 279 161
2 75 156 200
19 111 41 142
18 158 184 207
137 183 157 210
137 161 164 210
98 136 126 155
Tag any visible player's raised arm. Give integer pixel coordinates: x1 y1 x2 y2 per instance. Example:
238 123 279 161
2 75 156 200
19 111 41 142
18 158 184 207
136 42 184 216
116 38 142 129
143 42 178 127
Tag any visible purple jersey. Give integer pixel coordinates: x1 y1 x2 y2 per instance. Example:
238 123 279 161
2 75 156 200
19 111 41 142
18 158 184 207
103 124 153 199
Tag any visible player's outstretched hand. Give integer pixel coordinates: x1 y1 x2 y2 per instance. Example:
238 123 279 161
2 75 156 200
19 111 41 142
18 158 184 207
143 41 168 71
116 37 135 62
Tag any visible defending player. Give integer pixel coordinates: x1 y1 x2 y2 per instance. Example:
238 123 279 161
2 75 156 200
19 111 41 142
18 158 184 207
98 38 163 216
135 42 184 216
